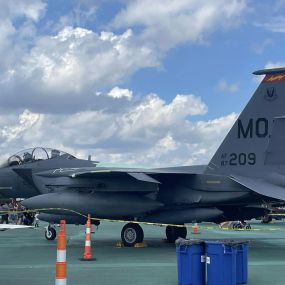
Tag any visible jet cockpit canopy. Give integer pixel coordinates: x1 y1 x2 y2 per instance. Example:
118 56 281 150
3 147 75 167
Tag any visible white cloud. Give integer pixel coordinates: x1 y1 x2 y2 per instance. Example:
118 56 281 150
0 1 243 167
0 0 45 50
107 87 133 100
146 134 178 160
217 80 239 93
194 113 238 140
265 61 285 69
0 1 45 96
0 91 237 167
0 1 248 115
118 94 207 140
255 16 285 33
16 27 157 94
113 0 247 50
0 0 45 23
0 26 159 113
0 110 41 142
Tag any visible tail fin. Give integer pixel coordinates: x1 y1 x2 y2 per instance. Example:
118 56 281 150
206 67 285 175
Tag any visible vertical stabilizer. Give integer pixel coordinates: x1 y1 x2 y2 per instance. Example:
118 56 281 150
206 67 285 175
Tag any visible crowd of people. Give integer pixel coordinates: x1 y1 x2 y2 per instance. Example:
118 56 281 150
0 199 38 226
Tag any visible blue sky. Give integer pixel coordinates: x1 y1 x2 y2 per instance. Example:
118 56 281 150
0 0 284 166
127 2 285 120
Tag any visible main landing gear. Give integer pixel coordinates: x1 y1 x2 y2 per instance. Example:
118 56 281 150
45 224 57 240
120 223 187 246
121 223 144 247
261 215 273 224
165 225 187 243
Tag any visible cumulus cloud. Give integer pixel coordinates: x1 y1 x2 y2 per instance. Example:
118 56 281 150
217 80 239 93
0 27 158 113
0 0 46 78
0 110 41 142
24 28 157 92
107 87 133 100
113 0 247 50
0 91 237 167
0 0 247 115
0 1 242 167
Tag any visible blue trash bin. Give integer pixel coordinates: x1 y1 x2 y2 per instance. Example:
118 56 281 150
236 242 248 284
205 241 237 285
176 238 206 285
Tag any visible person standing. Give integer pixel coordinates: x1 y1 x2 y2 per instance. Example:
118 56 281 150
1 203 9 224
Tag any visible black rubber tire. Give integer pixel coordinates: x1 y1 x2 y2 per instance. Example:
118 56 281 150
121 223 144 247
166 226 187 243
261 215 272 224
45 227 57 240
245 224 251 230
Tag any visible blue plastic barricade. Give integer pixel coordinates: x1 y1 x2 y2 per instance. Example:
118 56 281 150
236 242 248 284
205 241 237 285
176 238 205 285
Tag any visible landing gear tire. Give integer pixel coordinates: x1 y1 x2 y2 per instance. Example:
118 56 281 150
166 225 187 243
245 224 251 230
45 226 57 240
121 223 144 247
262 215 272 224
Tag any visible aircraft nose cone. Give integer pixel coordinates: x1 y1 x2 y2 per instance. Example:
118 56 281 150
21 193 66 211
21 195 46 209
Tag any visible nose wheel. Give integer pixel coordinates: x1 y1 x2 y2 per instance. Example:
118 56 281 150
121 223 144 247
166 225 187 243
45 225 57 240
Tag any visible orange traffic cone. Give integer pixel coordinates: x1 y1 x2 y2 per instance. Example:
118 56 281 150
192 223 200 234
55 220 67 285
80 214 95 261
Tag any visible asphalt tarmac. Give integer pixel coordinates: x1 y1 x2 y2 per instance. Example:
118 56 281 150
0 220 284 285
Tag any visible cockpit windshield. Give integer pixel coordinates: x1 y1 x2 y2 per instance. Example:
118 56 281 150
2 147 75 167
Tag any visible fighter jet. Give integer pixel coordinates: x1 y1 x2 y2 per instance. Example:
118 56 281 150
0 67 285 246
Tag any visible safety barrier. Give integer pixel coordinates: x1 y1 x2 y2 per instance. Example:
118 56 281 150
176 239 205 285
176 239 249 285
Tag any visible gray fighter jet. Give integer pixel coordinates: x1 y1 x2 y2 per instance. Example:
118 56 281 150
1 67 285 246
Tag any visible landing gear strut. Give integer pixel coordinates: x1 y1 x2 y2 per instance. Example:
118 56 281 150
166 225 187 243
45 225 57 240
121 223 144 247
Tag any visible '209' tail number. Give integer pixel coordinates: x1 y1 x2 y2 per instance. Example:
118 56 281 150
220 153 256 166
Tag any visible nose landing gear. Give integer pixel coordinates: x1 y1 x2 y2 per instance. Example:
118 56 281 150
45 225 57 240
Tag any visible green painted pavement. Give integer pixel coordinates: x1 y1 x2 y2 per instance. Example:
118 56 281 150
0 220 285 285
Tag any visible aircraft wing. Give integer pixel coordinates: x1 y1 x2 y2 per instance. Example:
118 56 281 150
230 175 285 201
0 224 33 231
